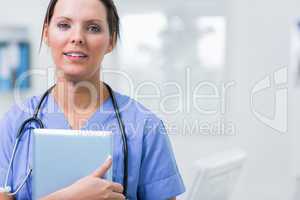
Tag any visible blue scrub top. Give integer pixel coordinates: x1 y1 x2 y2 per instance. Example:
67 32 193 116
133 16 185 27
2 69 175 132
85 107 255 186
0 90 185 200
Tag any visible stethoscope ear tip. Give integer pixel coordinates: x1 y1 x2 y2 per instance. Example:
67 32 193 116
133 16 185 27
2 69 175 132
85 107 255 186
0 186 11 193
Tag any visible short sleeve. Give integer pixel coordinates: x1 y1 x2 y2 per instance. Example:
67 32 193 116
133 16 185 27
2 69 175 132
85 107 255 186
0 106 18 187
137 119 185 200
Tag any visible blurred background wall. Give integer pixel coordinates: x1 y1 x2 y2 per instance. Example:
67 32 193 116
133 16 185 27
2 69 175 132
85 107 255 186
0 0 300 199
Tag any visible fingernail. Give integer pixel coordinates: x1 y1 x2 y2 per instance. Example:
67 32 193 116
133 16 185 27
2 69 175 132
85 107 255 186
106 155 112 162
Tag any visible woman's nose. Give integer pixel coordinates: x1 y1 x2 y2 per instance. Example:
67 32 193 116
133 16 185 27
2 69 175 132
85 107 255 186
71 39 83 45
70 28 85 45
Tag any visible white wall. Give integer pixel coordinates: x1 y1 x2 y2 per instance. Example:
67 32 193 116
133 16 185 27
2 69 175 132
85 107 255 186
225 0 297 199
160 0 299 199
0 0 52 116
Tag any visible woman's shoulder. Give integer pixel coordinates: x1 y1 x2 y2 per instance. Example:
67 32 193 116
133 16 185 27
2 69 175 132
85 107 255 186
114 91 162 125
0 95 42 138
1 95 42 121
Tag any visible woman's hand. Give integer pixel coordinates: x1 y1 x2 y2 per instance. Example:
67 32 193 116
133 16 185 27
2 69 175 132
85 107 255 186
0 192 14 200
41 156 125 200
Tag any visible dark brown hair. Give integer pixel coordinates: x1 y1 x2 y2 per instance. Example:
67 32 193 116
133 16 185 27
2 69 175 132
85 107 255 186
40 0 120 49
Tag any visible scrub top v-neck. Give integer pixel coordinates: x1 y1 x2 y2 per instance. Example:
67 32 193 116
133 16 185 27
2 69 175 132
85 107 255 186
0 90 185 200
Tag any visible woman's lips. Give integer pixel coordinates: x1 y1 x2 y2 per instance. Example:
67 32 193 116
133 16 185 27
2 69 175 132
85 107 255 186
63 52 88 61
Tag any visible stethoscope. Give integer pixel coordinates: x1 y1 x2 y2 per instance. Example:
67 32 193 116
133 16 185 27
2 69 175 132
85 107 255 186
0 82 129 198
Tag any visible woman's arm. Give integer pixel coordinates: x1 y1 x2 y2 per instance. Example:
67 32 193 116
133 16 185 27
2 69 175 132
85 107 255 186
39 187 73 200
137 119 185 199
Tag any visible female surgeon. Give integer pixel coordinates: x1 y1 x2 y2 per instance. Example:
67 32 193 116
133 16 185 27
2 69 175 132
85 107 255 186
0 0 185 199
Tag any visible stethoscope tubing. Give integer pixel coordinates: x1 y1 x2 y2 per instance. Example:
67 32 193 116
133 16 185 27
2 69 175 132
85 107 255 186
105 82 128 197
2 83 129 198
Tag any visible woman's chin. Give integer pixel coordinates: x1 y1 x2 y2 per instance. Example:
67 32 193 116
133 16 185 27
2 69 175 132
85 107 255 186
56 65 100 82
61 71 98 82
56 70 84 80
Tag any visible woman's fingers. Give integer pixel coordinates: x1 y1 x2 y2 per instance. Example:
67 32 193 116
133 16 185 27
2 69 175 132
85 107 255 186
89 156 125 199
91 155 112 178
111 182 124 193
108 192 126 200
0 192 14 200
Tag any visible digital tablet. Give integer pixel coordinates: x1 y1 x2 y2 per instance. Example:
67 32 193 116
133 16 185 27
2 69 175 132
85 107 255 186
32 129 113 199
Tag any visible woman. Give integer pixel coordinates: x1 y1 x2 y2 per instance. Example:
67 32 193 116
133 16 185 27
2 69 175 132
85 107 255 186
0 0 185 199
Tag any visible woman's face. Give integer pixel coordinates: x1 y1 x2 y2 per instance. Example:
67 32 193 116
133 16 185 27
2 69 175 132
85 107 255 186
44 0 113 81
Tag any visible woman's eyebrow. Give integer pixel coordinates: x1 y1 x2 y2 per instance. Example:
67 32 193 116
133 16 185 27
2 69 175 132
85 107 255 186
54 16 72 21
85 19 105 24
53 16 104 23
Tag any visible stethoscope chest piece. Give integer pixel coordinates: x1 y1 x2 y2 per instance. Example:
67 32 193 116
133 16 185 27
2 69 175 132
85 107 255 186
0 186 11 193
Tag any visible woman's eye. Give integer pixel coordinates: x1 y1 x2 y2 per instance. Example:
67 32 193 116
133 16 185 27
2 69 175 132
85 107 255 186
88 25 101 33
57 23 70 30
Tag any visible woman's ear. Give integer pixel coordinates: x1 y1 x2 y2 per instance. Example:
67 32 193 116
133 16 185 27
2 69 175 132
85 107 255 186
105 33 116 54
43 24 49 46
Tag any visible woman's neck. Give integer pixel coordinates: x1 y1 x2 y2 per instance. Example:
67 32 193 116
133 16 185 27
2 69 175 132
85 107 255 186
53 74 109 115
